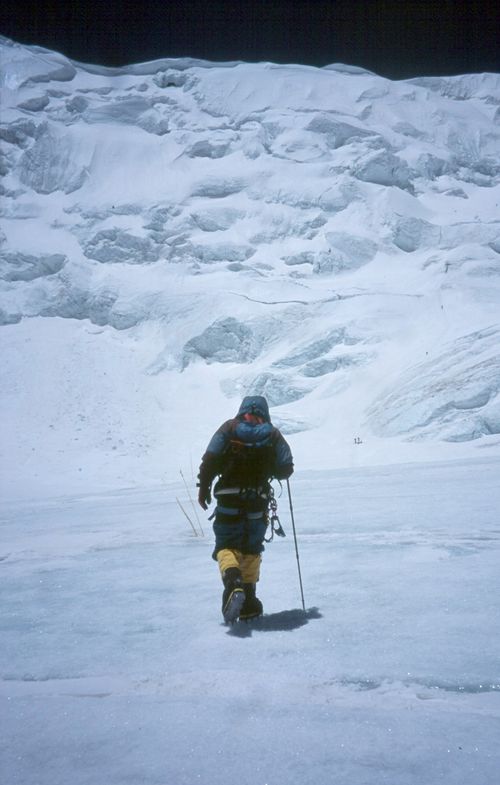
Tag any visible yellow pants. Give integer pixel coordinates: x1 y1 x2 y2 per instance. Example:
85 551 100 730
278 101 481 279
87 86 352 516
217 549 261 583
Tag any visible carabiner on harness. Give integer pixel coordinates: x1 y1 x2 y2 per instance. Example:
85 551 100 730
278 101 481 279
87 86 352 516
264 487 286 542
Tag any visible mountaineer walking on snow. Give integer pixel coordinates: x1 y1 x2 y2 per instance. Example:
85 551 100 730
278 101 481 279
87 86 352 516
197 395 294 623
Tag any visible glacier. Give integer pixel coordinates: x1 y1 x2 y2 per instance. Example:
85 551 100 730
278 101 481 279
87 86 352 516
1 36 500 496
1 36 500 785
1 458 499 785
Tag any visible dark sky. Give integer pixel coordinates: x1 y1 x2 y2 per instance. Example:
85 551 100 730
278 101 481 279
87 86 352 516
1 0 499 80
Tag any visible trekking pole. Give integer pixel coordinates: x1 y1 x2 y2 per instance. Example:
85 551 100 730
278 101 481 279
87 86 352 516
286 478 306 613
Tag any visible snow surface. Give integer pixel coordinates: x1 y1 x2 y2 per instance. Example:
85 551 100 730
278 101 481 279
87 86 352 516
1 37 500 784
1 459 499 785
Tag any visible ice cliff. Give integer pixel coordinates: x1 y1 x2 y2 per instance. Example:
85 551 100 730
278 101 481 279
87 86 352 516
1 36 499 494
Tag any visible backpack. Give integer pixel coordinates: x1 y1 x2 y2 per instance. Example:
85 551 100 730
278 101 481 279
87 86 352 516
219 419 277 490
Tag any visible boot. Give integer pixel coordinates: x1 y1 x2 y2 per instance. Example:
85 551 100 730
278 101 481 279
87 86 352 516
239 583 263 620
221 567 245 622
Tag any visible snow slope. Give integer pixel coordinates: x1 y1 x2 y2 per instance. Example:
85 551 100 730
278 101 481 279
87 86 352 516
1 37 500 496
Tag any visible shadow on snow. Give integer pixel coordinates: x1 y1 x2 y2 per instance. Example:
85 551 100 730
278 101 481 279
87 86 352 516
226 607 322 637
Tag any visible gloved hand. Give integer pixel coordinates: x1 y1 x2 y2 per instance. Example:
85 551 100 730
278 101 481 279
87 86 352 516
198 486 212 510
274 463 294 481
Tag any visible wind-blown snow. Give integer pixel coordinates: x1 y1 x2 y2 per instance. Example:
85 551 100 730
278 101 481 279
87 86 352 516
1 36 500 494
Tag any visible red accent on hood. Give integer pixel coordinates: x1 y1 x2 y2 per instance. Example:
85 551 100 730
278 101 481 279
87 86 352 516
242 413 264 424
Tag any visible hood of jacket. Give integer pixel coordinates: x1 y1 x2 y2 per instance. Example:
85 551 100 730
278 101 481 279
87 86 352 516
237 396 271 423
